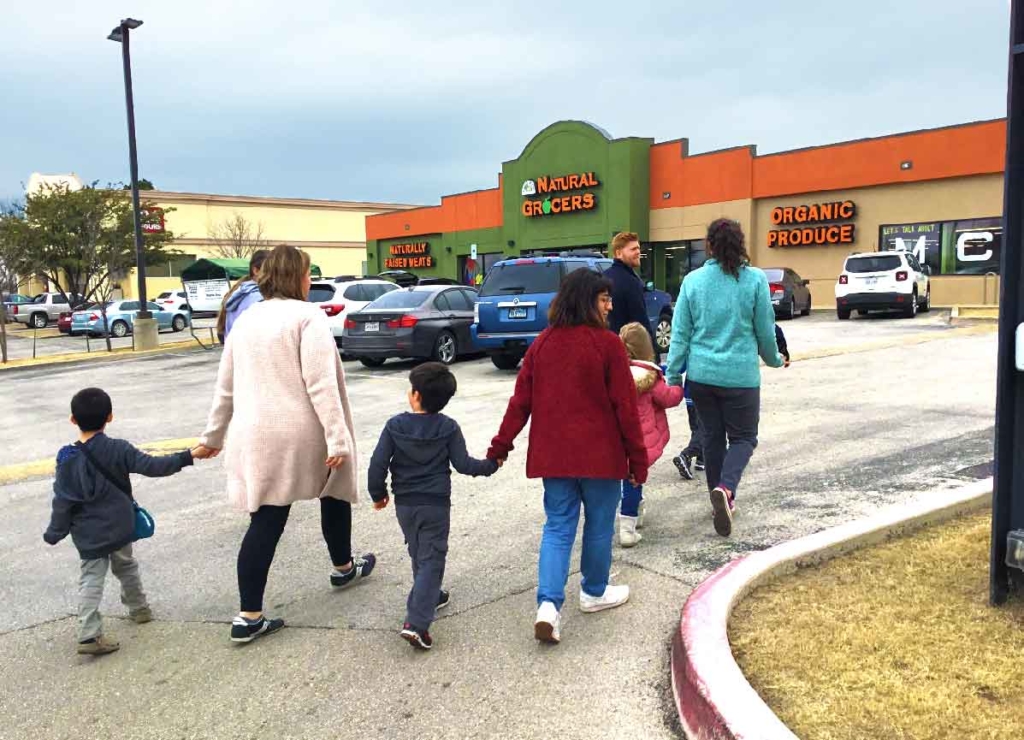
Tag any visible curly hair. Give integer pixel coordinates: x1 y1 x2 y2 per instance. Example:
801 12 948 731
548 268 613 329
706 218 749 279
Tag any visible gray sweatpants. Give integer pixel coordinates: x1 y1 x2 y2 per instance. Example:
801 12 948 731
79 544 148 642
395 504 450 632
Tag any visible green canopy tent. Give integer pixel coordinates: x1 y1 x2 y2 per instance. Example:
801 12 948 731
180 258 322 283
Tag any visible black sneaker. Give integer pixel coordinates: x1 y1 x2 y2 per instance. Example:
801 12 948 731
695 458 706 472
673 454 694 480
400 623 433 650
230 615 285 644
436 590 451 612
330 553 377 589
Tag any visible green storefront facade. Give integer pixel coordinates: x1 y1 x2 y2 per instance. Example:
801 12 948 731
366 121 660 289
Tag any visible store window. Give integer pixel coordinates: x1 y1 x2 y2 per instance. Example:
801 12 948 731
145 254 197 278
459 253 504 288
879 218 1001 276
660 239 706 298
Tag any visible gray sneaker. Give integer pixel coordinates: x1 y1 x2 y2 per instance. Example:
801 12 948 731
77 635 120 655
129 607 153 624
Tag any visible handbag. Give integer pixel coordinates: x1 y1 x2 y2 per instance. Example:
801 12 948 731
75 442 155 541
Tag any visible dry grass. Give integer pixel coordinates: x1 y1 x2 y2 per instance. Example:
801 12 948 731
731 512 1024 740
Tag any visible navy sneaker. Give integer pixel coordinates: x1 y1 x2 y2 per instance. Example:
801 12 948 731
695 457 706 472
673 454 695 480
230 615 285 644
330 553 377 589
400 623 433 650
436 590 450 612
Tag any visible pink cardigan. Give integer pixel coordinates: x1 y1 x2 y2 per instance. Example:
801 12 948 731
630 360 684 466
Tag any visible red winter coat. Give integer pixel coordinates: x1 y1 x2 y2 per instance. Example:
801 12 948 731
629 360 684 466
488 326 649 484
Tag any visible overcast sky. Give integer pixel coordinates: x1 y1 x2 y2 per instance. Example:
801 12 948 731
0 1 1011 205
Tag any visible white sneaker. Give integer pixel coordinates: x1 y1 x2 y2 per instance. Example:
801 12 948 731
579 584 630 613
637 500 646 529
534 601 561 644
618 515 642 548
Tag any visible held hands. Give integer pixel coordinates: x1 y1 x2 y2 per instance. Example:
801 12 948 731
191 445 220 460
374 496 390 511
326 455 347 469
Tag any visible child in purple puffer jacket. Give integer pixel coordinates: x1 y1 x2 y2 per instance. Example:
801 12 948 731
618 323 684 547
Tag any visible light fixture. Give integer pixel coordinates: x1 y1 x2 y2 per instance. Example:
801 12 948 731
107 17 142 42
662 191 671 200
900 160 913 171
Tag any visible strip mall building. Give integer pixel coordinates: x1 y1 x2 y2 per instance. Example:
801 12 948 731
365 119 1005 308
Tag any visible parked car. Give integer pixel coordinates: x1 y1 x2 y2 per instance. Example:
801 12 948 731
2 293 32 310
155 289 191 313
70 300 191 337
10 292 83 328
471 254 675 370
835 251 931 320
307 278 400 348
758 267 812 320
342 285 478 367
57 311 74 334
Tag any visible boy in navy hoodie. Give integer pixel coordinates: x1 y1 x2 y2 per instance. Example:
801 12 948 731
368 363 499 650
43 388 211 655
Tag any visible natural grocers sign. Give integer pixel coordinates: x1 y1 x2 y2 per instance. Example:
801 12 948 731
521 172 599 217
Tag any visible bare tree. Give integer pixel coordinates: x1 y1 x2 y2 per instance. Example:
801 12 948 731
209 213 268 260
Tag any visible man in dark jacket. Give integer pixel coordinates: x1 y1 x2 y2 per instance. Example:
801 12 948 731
44 387 203 655
606 231 660 360
368 363 499 650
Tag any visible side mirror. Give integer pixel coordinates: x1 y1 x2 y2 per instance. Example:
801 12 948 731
645 281 655 292
802 279 810 287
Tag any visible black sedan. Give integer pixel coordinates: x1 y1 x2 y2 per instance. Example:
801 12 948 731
342 285 478 368
759 267 812 320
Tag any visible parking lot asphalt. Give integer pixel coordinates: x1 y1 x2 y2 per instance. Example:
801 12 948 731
0 312 997 739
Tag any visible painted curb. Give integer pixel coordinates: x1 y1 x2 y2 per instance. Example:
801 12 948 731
0 340 211 372
670 477 993 740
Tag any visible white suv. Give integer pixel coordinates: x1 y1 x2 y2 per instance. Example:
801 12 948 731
835 251 931 320
308 278 399 347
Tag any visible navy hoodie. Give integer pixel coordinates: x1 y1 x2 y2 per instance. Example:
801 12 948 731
368 413 497 506
43 434 193 559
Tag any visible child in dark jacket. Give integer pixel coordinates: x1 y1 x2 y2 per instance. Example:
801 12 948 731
43 388 211 655
368 363 499 650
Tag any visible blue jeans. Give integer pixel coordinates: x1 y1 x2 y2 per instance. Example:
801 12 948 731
620 480 644 517
537 478 620 610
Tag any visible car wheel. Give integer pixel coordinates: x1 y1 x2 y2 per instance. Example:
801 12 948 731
171 315 187 332
111 320 129 338
903 291 918 319
837 308 851 321
785 298 796 320
801 295 812 316
920 288 932 313
31 313 48 329
432 330 457 365
359 358 386 368
655 316 672 352
491 353 522 371
857 309 869 317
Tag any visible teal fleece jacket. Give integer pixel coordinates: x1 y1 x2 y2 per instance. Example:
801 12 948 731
666 259 784 389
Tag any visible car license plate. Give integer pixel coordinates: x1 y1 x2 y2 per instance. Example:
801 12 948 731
864 277 878 286
508 308 528 320
364 322 379 332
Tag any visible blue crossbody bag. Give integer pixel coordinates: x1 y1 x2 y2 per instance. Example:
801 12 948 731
75 442 156 541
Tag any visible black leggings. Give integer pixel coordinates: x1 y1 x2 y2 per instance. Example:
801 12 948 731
237 497 352 612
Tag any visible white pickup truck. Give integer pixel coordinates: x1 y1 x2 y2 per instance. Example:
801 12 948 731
10 293 82 328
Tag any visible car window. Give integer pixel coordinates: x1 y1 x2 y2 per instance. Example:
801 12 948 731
365 283 397 301
460 288 478 307
564 259 591 275
121 301 140 311
480 262 561 297
307 286 335 303
157 292 172 300
434 292 452 312
845 255 902 273
147 302 162 311
906 254 921 271
445 290 473 311
32 294 47 304
761 268 785 283
343 285 364 301
789 270 803 283
368 290 431 309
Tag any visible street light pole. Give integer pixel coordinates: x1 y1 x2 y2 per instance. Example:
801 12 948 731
992 0 1024 604
108 18 150 320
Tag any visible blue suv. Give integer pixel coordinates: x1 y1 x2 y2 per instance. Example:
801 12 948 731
471 254 674 370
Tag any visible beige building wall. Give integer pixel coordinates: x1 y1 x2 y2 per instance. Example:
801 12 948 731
748 174 1004 307
650 198 754 242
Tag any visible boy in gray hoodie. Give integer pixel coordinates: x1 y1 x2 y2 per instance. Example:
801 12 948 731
43 388 211 655
368 363 499 650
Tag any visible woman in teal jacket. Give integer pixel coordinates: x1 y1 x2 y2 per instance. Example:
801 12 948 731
665 219 785 537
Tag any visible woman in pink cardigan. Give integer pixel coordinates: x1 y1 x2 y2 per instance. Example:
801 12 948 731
199 244 376 644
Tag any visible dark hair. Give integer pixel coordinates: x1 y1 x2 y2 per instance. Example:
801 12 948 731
71 387 112 432
410 362 457 414
706 218 749 279
548 269 613 329
249 249 270 278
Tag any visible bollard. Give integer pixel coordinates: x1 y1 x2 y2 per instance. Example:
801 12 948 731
32 326 37 360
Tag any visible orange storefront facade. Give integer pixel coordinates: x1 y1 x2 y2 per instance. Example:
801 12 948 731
366 118 1006 307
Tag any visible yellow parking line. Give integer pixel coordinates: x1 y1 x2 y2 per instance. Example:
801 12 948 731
791 323 995 363
0 438 198 486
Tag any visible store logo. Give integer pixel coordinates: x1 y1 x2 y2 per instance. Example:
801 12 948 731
385 241 433 269
521 171 599 218
768 200 856 248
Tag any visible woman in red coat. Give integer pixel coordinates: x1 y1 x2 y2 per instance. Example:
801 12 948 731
489 269 649 645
